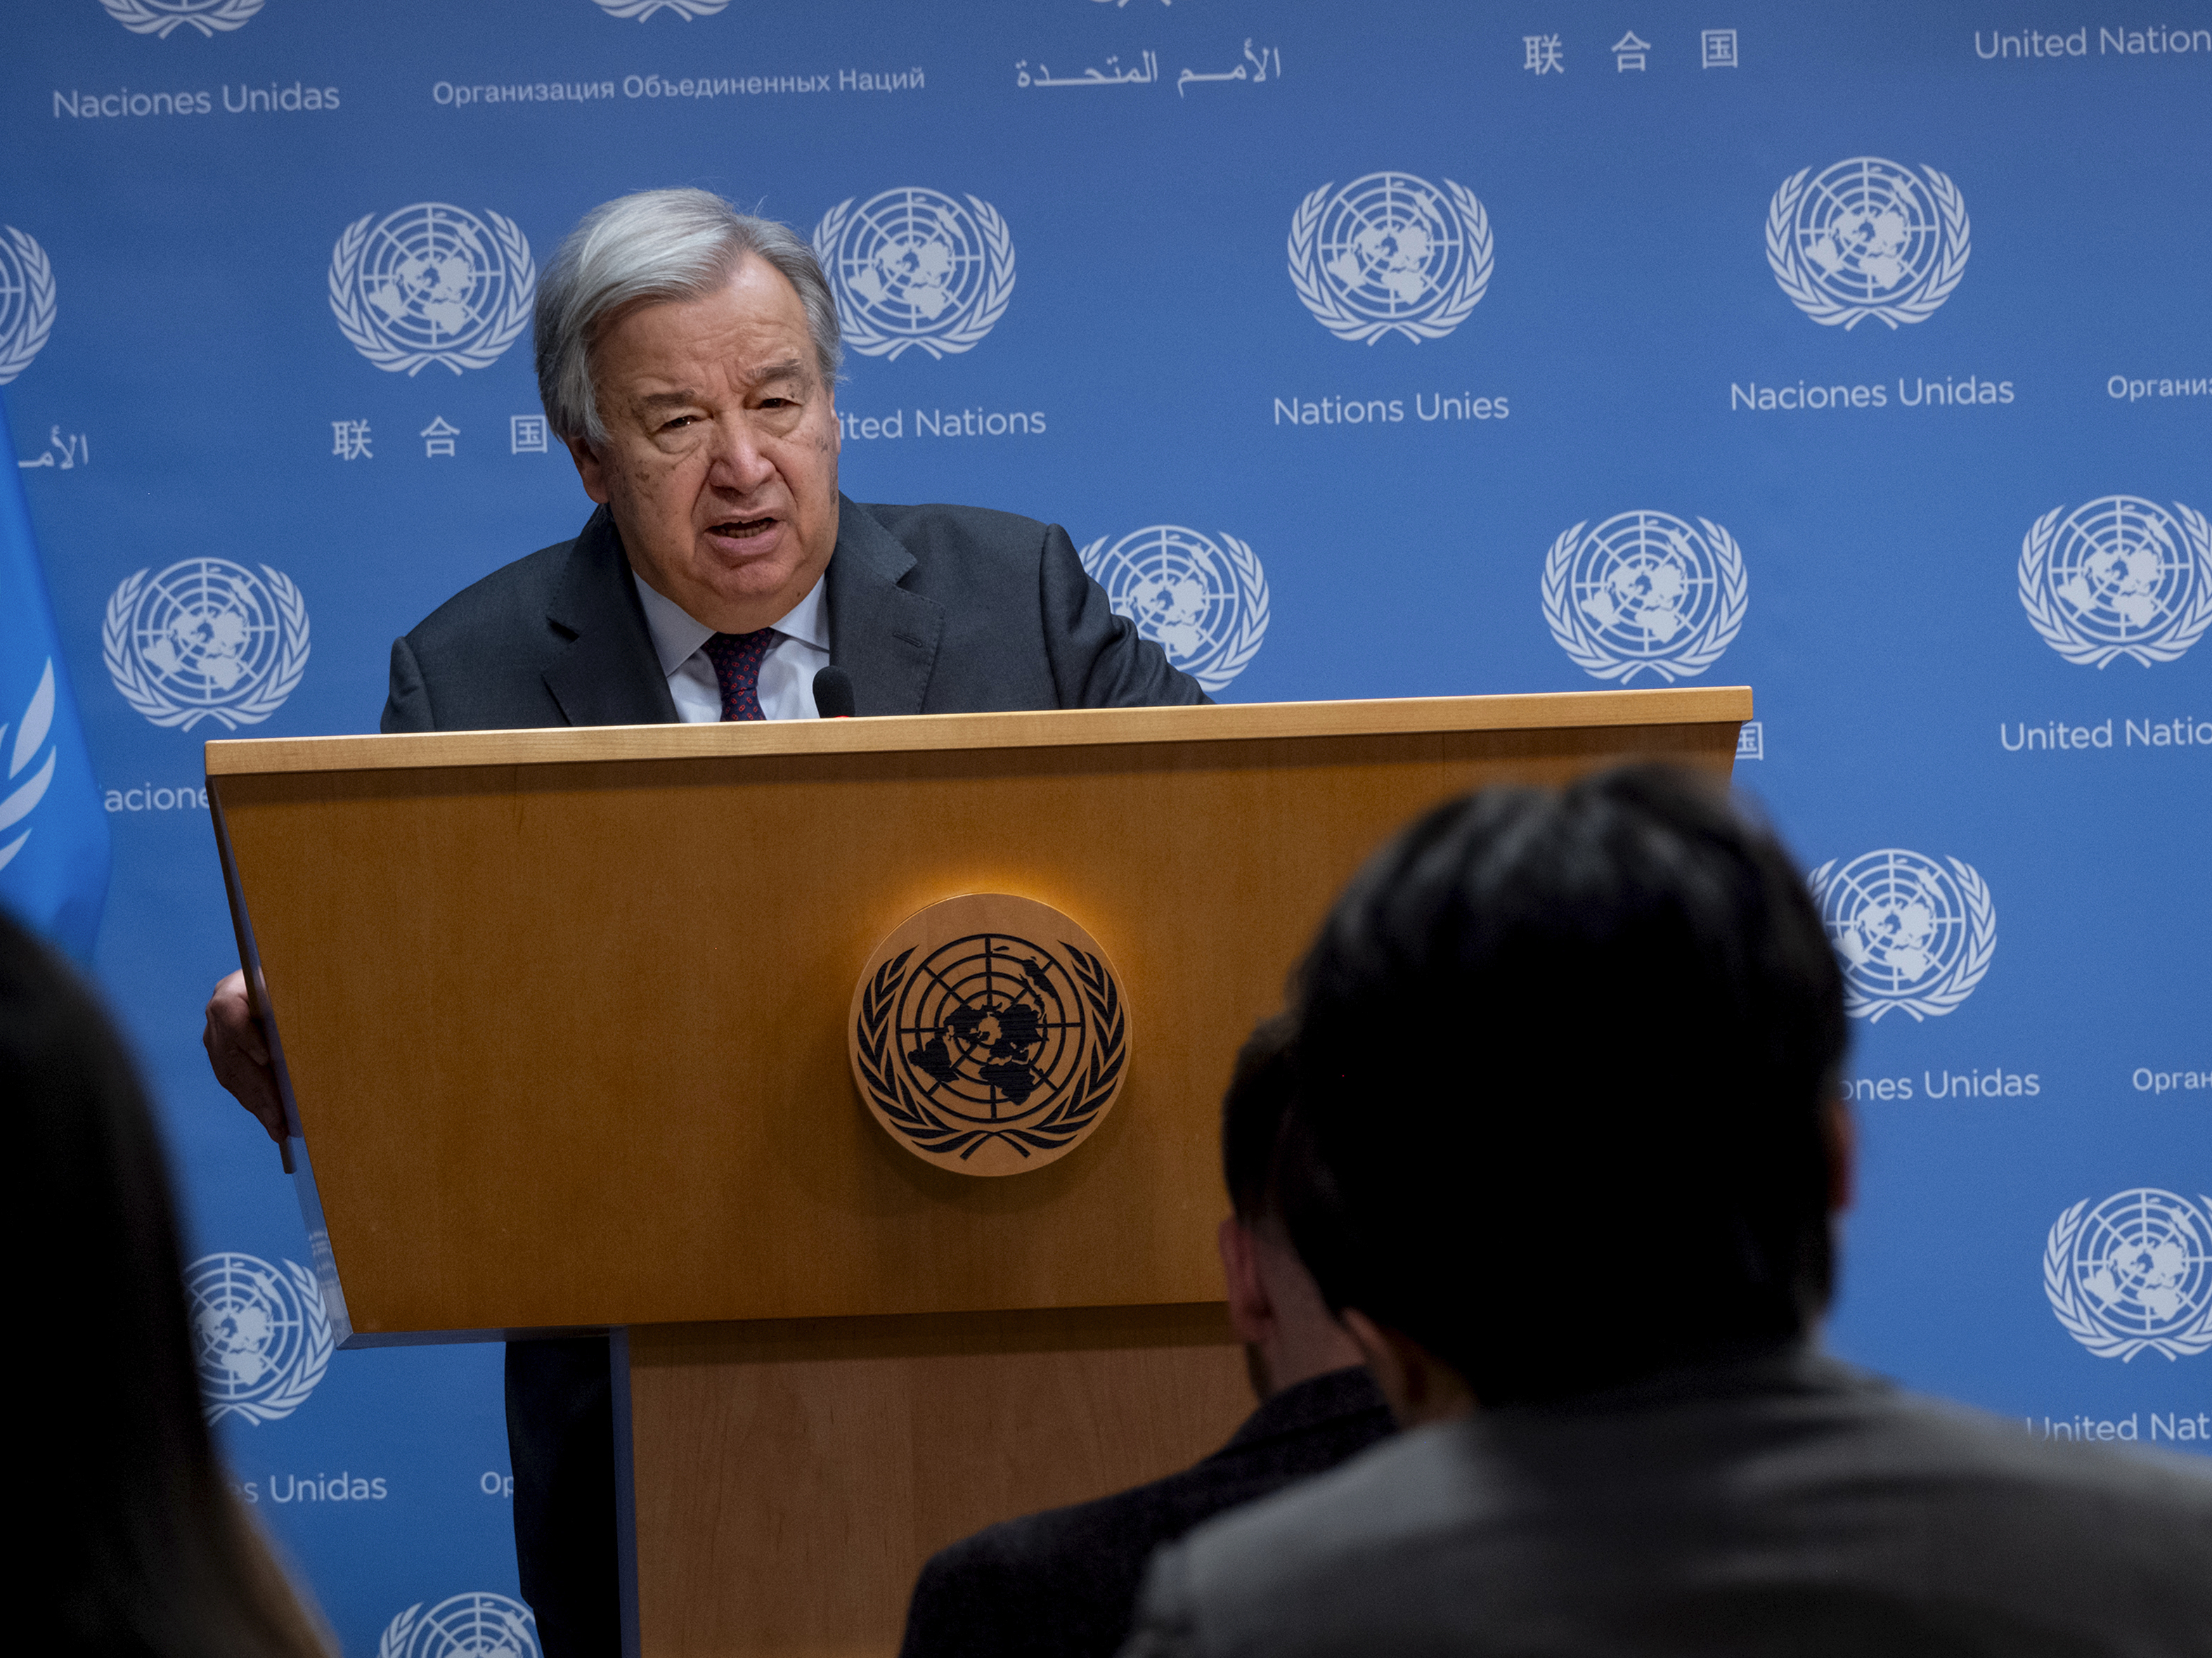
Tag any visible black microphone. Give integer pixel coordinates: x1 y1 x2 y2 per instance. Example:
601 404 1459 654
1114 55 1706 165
813 665 856 719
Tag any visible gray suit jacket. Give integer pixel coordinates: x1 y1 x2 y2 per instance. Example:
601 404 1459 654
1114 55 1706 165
1121 1346 2212 1657
382 495 1205 732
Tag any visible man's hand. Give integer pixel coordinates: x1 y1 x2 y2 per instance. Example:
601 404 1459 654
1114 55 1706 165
204 969 285 1143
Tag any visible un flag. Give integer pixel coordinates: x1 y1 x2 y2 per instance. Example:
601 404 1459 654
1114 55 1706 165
0 397 108 961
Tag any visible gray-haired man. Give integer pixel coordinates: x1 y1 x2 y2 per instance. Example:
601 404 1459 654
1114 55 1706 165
202 188 1205 1655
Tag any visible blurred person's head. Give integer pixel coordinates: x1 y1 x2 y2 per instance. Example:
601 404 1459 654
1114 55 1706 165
6 909 330 1657
1279 765 1851 1423
1217 1014 1365 1401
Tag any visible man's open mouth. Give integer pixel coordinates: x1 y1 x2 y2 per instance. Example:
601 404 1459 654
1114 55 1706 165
711 516 776 539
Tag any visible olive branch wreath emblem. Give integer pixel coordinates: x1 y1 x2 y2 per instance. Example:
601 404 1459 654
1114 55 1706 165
378 1597 538 1658
1765 161 1971 330
2043 1194 2212 1361
1807 854 1996 1023
327 207 537 376
855 943 1127 1162
201 1257 335 1425
2017 501 2212 668
811 193 1018 361
593 0 728 18
96 0 263 37
1540 516 1749 683
376 1602 424 1658
0 661 58 875
103 564 312 731
1287 177 1493 344
1079 531 1271 693
0 226 58 386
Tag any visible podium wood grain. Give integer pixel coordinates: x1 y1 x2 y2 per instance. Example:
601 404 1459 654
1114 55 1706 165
208 688 1747 1657
628 1305 1247 1658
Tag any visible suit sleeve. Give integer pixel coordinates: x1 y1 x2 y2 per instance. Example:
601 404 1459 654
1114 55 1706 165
1038 524 1212 709
381 635 435 734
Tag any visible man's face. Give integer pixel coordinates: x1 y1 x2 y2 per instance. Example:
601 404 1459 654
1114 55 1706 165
567 254 841 634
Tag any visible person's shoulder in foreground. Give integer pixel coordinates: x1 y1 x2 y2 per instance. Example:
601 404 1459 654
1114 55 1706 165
1122 1344 2212 1657
903 1366 1388 1658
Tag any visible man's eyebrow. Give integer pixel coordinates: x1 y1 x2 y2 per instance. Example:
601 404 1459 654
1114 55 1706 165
632 361 807 412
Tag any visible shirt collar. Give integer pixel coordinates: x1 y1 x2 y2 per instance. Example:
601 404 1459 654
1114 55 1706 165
630 569 829 677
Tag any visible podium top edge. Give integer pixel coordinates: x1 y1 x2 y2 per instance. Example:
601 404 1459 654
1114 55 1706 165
204 687 1752 777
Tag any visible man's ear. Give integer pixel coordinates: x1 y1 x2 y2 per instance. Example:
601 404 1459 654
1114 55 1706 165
1217 1216 1274 1347
564 434 612 504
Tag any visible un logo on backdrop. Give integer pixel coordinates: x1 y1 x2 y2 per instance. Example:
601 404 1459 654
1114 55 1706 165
2045 1189 2212 1361
2019 497 2211 667
812 188 1016 360
328 204 536 376
1766 157 1970 330
1078 526 1270 692
0 225 58 385
379 1594 540 1658
593 0 726 16
103 559 311 731
1808 850 1996 1023
187 1252 333 1424
1541 512 1747 683
1288 172 1493 344
1 662 59 875
96 0 261 37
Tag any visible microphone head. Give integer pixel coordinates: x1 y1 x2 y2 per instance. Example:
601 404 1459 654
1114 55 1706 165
813 665 857 720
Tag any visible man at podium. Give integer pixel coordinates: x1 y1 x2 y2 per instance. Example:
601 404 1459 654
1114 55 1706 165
202 186 1205 1656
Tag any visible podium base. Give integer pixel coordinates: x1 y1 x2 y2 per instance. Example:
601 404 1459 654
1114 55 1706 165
622 1302 1248 1657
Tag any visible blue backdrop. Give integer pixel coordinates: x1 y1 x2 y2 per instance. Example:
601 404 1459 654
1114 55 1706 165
4 3 2208 1653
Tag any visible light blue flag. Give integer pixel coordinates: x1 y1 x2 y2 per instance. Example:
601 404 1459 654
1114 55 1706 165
0 394 110 962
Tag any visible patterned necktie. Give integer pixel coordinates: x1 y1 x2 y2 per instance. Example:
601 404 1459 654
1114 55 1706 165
701 629 777 722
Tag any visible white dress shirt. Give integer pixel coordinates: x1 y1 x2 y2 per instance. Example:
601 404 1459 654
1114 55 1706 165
630 570 832 723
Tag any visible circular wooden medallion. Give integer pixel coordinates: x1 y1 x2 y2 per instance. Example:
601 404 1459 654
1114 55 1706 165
849 894 1132 1177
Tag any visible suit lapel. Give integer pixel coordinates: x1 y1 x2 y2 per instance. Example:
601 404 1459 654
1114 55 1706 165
542 507 681 727
826 495 943 715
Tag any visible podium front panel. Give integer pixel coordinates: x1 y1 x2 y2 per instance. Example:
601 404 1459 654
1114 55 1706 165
207 689 1745 1338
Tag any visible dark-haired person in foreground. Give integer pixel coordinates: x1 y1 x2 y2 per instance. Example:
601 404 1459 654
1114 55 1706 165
4 907 333 1658
1121 767 2212 1657
898 1016 1391 1658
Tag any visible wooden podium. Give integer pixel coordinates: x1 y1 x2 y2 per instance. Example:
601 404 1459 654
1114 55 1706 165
206 687 1748 1658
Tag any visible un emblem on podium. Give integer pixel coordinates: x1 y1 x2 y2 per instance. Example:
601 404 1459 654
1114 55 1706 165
851 895 1130 1176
